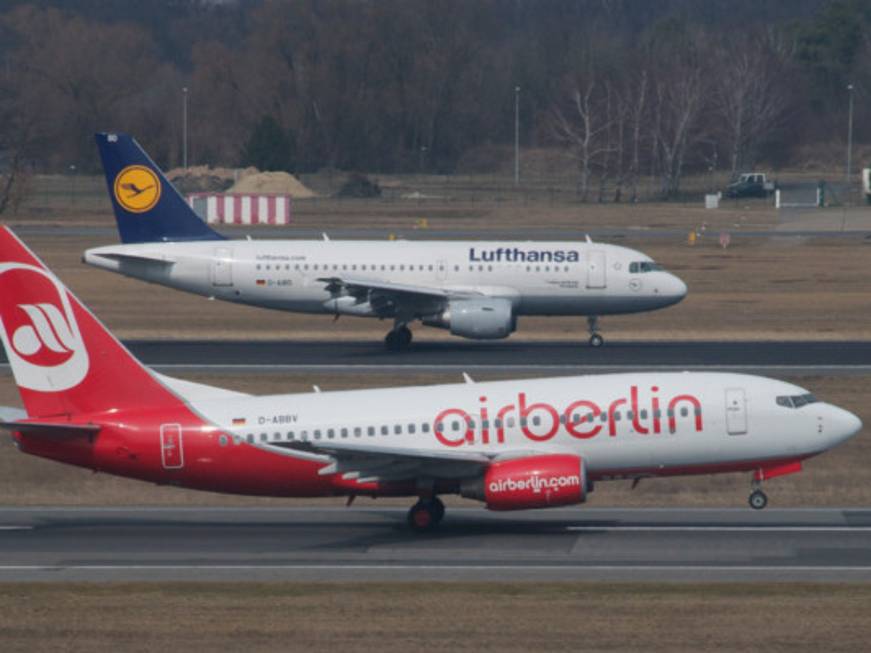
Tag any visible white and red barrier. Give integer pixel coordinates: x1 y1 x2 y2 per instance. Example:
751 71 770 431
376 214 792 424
187 194 292 225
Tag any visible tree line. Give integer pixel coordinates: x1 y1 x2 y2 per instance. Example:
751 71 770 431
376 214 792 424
0 0 870 201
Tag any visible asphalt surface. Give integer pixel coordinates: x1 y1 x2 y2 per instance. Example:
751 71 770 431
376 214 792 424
0 507 869 582
1 339 865 374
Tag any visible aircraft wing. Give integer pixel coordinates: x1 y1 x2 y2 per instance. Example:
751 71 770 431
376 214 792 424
278 440 492 482
316 276 481 316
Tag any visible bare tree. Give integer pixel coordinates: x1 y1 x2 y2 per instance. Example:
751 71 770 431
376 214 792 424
712 33 790 175
552 74 613 202
651 62 708 198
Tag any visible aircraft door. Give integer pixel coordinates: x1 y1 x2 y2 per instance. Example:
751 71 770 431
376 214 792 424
160 423 184 469
725 388 748 435
211 247 233 287
586 251 606 289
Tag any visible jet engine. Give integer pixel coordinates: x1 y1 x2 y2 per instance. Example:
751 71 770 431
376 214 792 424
423 297 515 340
460 454 589 511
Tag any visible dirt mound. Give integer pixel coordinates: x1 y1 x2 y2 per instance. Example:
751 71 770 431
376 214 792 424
228 171 316 198
166 166 258 193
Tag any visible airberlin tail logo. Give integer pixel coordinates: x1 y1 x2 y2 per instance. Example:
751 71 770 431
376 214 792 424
114 165 161 213
0 264 89 392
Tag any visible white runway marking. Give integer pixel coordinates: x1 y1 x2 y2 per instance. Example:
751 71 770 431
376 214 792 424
0 526 33 531
565 525 871 533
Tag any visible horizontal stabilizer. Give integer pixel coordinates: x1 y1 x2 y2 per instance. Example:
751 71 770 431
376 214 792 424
0 421 100 439
87 251 175 266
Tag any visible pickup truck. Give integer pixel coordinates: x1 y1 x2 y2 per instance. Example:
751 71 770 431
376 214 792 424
724 173 775 198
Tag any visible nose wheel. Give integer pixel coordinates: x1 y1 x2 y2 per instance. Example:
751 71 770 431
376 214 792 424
748 489 768 510
407 496 445 532
587 316 604 347
385 325 413 350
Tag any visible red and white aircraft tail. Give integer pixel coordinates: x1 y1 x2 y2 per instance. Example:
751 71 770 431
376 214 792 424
0 226 182 418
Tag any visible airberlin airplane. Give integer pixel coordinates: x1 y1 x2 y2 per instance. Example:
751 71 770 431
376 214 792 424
0 227 861 529
84 133 687 349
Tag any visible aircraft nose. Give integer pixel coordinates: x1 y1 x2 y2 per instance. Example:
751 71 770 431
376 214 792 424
656 273 687 306
829 405 862 444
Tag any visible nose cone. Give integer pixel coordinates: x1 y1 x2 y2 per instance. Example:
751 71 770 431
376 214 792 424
828 405 862 446
656 273 687 307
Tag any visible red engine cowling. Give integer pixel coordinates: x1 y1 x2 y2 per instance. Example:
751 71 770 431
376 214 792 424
461 454 587 511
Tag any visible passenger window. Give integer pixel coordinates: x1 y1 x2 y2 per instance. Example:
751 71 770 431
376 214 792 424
260 433 268 442
422 423 430 433
340 428 348 438
408 424 416 434
354 427 362 437
680 407 688 417
640 409 648 419
494 419 502 428
381 425 389 436
532 416 541 426
394 425 402 435
327 428 335 439
247 434 254 443
368 426 375 436
314 429 322 439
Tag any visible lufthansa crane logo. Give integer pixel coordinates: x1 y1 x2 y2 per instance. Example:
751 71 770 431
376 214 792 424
114 165 161 213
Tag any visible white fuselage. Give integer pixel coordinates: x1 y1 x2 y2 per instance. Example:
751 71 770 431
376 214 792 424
184 371 859 480
84 239 687 321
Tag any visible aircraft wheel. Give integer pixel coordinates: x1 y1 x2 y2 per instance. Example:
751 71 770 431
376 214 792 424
408 498 444 533
397 325 413 347
589 333 604 348
748 489 768 510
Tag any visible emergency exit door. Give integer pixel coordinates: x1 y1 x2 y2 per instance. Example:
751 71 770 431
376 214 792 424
725 388 748 435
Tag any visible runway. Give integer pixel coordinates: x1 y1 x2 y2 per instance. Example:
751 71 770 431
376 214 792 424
2 339 867 374
0 507 869 582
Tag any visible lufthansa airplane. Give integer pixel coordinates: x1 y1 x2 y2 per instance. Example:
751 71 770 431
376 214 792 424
84 133 687 349
0 228 860 530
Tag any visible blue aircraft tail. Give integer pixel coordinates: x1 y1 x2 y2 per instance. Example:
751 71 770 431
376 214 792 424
95 132 224 243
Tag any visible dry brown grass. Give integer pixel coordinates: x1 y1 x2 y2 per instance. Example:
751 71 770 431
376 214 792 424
0 582 868 652
0 371 867 507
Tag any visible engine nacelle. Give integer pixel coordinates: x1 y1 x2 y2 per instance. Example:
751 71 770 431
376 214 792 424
461 454 588 511
423 297 515 340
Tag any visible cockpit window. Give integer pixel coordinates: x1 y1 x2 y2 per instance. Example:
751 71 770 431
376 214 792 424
776 393 818 408
629 261 665 274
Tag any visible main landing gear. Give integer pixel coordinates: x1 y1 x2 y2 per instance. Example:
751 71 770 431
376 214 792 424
587 316 604 348
407 496 445 532
385 324 413 350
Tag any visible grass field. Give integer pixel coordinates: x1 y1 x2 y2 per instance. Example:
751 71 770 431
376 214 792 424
0 371 866 507
0 582 869 652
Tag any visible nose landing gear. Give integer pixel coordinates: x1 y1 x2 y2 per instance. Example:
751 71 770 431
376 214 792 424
748 488 768 510
407 496 445 532
587 316 604 347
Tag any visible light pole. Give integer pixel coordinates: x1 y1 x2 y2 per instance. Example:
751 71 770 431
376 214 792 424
846 83 854 190
514 85 520 186
182 86 189 170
